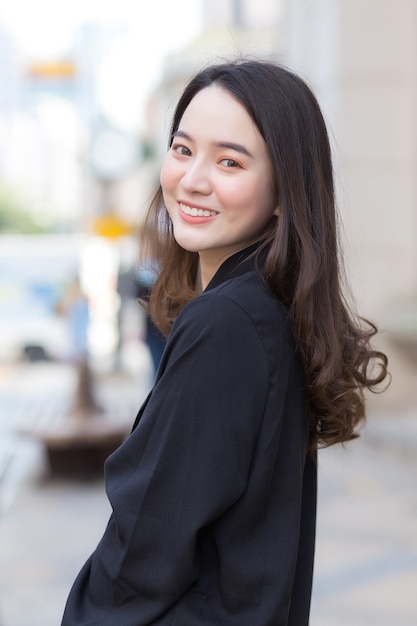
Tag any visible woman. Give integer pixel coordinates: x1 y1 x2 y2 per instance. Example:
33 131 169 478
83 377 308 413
62 59 388 625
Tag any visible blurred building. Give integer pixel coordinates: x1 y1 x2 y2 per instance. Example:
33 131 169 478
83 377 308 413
0 24 20 181
284 0 417 407
0 19 135 231
285 0 417 318
0 24 20 116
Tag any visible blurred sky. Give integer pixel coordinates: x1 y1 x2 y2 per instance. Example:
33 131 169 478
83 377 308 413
0 0 203 130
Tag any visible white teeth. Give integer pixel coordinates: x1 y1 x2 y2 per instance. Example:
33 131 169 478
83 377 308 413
180 203 217 217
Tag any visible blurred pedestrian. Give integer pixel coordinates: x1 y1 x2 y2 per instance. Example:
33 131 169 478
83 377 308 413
115 264 165 377
58 276 89 364
61 59 389 625
134 264 166 378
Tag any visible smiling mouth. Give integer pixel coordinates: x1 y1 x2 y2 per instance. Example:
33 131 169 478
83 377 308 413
179 203 218 218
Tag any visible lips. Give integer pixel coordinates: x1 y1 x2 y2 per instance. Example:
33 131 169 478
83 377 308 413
179 202 218 218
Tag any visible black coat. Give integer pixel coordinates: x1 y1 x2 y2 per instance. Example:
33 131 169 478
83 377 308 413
61 245 317 625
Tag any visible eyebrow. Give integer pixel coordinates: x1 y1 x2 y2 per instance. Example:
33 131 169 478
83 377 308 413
172 130 254 158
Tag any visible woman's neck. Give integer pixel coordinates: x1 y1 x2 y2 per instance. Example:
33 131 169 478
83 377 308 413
198 242 259 290
198 250 233 291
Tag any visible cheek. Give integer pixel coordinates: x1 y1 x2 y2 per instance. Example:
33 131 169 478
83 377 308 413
231 178 276 226
223 176 268 212
216 177 251 208
160 155 178 194
254 172 276 215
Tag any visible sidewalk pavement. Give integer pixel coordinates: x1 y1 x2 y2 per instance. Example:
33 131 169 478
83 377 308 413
0 361 416 626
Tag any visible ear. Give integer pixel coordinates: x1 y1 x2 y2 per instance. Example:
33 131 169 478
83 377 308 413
273 205 280 217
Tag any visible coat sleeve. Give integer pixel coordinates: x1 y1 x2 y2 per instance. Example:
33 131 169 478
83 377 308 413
61 292 270 625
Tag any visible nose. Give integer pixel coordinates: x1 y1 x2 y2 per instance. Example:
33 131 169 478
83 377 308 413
180 159 212 195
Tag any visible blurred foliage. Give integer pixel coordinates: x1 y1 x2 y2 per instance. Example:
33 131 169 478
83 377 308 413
0 183 48 233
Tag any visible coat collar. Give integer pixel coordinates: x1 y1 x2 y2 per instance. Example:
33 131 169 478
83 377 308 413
204 241 266 292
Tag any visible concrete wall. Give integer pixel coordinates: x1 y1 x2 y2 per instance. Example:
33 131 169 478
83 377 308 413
203 0 283 29
283 0 417 409
284 0 417 318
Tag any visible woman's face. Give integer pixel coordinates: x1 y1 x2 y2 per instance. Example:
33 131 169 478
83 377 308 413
160 85 279 283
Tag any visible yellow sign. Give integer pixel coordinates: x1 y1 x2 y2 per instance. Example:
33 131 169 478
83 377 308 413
92 214 134 239
27 61 76 80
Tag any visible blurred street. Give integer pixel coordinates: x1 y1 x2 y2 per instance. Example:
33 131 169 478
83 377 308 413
311 427 417 625
0 358 417 626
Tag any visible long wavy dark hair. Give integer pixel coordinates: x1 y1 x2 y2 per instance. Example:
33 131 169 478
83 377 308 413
139 58 389 450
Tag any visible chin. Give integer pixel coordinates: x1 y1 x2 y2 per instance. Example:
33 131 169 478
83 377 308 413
171 227 204 251
173 236 203 254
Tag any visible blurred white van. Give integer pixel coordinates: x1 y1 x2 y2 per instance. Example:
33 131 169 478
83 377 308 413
0 234 86 362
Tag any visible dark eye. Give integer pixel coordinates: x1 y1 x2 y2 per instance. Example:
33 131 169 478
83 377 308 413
172 144 191 156
220 158 240 168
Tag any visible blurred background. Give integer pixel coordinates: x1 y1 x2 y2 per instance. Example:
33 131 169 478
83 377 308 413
0 1 416 625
